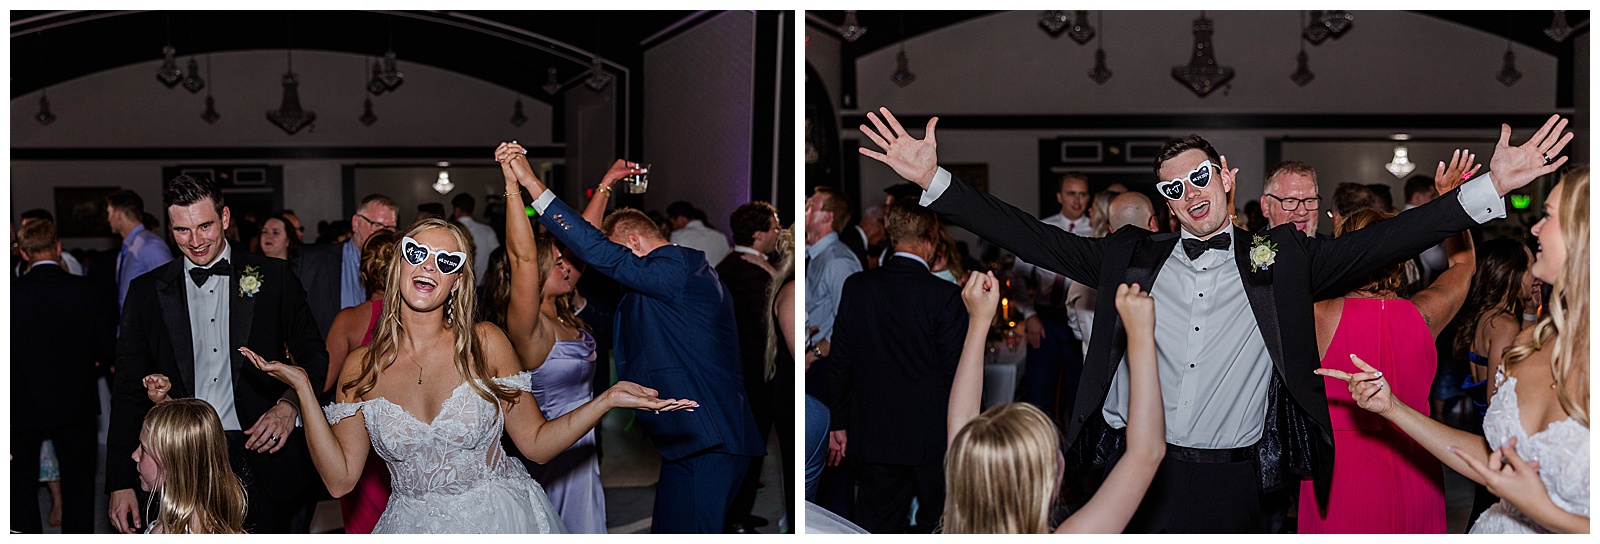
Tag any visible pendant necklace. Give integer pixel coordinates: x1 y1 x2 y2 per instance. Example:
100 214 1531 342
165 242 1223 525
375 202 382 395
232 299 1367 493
407 346 424 385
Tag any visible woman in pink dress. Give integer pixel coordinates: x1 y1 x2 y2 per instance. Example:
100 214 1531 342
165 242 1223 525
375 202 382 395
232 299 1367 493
1300 156 1475 533
323 230 398 533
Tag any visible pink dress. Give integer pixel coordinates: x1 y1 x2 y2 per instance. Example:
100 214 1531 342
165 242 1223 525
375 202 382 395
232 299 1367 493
1299 297 1446 533
341 301 392 534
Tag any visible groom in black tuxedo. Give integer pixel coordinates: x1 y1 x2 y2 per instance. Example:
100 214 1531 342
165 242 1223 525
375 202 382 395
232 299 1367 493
859 107 1571 532
106 175 328 533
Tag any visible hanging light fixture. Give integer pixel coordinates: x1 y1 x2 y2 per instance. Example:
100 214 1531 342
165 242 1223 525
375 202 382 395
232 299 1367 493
200 54 220 124
1088 11 1111 84
379 50 404 91
890 44 916 87
36 89 56 126
840 11 867 42
359 98 378 127
181 56 205 93
367 57 388 95
266 49 315 135
1320 11 1354 38
585 57 613 91
157 45 183 87
433 162 455 195
1544 11 1573 43
1172 12 1235 98
1291 12 1315 87
1040 11 1069 37
1385 144 1416 179
1496 42 1522 87
542 67 562 95
510 96 528 127
1302 10 1331 45
1068 11 1096 45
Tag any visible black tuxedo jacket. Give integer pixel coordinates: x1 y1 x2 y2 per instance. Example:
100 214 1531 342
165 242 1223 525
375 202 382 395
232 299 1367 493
827 255 967 466
716 251 776 391
927 174 1481 503
107 250 328 499
840 224 872 269
292 242 345 337
11 264 114 430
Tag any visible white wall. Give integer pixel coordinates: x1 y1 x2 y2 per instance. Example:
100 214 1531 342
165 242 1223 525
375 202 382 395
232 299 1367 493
11 49 559 248
642 10 756 236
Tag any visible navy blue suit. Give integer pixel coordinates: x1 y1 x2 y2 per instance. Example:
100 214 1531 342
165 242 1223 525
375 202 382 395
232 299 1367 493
538 197 763 533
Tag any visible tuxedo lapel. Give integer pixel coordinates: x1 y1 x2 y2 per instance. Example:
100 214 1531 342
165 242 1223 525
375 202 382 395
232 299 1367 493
1105 233 1179 372
229 256 257 378
156 262 197 393
1235 227 1286 377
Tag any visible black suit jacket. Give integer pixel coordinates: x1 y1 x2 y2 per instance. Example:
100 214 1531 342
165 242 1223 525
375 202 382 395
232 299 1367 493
827 255 967 466
927 174 1481 503
840 225 872 269
11 264 114 430
107 250 328 499
716 251 776 391
293 242 345 337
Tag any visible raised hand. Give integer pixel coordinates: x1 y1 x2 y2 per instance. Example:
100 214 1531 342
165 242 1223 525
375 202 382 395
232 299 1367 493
1315 353 1395 416
1489 114 1573 197
1217 155 1240 192
960 271 1001 322
1434 149 1482 195
143 374 173 404
602 381 698 413
601 159 643 191
1113 283 1155 338
857 107 940 189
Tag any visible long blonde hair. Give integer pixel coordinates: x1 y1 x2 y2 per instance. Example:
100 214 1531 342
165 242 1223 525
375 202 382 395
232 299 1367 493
345 219 517 406
943 403 1061 534
763 228 796 380
1503 167 1589 427
144 399 247 534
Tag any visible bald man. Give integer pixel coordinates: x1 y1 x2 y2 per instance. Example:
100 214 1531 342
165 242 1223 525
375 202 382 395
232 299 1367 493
1064 191 1158 356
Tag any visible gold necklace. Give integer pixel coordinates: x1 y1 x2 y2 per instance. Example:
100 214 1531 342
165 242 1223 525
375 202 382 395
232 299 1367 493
406 346 424 385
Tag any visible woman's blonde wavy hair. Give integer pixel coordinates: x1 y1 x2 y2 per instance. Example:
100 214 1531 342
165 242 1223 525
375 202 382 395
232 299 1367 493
344 219 518 406
942 402 1061 534
143 399 247 534
1503 167 1588 427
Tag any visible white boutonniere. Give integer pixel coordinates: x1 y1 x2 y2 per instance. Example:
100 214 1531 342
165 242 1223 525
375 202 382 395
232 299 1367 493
1248 235 1278 272
239 265 264 297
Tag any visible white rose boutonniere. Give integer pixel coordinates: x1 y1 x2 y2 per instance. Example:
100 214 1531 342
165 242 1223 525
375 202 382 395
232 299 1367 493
1249 235 1278 272
239 265 264 297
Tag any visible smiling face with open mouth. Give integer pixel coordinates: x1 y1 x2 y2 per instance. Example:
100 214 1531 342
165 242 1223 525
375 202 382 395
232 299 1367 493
399 227 467 313
1158 149 1234 239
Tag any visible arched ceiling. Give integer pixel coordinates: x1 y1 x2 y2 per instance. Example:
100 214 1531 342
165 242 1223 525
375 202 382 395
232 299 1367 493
11 10 705 101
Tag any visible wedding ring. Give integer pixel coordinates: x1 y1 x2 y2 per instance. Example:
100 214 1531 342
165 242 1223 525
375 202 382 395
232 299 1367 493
270 436 280 442
1543 153 1556 166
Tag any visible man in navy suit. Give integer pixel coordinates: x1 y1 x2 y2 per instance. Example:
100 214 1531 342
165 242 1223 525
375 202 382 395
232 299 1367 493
498 145 763 533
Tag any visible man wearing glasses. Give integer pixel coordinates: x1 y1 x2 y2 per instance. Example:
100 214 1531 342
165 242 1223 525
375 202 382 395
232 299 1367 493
1259 161 1323 237
296 194 399 338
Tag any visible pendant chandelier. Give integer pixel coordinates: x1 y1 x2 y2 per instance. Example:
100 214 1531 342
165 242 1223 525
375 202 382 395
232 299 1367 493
1172 12 1234 98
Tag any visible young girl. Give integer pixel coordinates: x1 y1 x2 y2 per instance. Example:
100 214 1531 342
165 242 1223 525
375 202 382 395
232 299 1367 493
130 397 248 534
943 272 1164 533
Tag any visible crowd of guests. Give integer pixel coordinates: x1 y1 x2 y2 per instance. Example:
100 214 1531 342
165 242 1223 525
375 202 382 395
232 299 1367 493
11 151 793 533
803 107 1586 534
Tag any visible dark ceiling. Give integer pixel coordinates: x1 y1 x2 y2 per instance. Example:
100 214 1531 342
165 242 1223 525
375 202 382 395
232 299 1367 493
10 10 704 101
807 10 1589 61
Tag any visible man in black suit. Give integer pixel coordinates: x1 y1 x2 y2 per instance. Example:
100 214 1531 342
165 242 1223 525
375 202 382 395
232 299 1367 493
295 193 398 337
106 175 329 533
11 219 113 533
826 203 967 533
858 107 1571 532
715 201 783 533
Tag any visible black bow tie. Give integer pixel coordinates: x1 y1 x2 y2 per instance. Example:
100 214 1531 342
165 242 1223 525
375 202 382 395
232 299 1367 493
1181 233 1231 260
189 258 232 287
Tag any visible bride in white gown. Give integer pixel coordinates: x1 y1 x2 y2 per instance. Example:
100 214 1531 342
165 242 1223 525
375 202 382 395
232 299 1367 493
245 218 696 533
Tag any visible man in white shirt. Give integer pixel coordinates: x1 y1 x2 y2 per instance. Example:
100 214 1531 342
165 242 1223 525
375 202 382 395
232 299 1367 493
667 201 731 267
452 193 500 284
1011 173 1092 419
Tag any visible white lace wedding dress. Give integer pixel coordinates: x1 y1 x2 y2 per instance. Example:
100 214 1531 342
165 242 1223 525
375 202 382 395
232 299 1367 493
324 373 568 533
1469 374 1590 533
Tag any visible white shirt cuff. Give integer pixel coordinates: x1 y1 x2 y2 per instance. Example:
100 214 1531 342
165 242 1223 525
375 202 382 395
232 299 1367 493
532 189 557 215
918 168 952 207
1456 173 1505 224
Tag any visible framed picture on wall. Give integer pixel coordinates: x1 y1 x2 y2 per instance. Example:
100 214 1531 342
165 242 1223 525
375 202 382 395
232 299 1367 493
946 164 990 194
53 187 118 238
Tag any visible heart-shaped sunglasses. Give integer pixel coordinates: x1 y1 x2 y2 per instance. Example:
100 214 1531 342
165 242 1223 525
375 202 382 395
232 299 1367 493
401 236 468 275
1155 160 1215 201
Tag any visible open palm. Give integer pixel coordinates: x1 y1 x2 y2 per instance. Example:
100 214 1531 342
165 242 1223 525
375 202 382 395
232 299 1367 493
1488 114 1573 196
857 107 940 189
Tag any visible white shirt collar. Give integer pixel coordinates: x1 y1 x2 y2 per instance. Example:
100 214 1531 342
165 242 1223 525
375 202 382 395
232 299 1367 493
733 245 763 257
892 251 930 270
182 240 233 272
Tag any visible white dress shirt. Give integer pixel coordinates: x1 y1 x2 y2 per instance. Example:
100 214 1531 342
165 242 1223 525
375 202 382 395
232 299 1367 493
1011 213 1092 319
182 242 242 431
670 219 731 268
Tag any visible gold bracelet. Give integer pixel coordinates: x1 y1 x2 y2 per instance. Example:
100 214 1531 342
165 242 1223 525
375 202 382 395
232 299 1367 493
504 190 521 197
598 186 613 196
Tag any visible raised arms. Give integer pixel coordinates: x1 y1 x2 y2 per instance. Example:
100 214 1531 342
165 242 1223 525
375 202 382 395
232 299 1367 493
495 143 555 369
